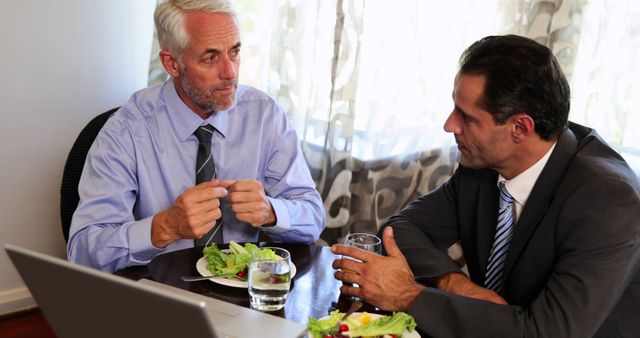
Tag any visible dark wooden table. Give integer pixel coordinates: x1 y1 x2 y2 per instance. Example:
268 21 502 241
114 243 371 326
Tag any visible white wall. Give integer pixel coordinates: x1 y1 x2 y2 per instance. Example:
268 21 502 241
0 0 157 315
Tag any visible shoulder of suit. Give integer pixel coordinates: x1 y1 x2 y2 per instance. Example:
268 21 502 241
568 124 639 186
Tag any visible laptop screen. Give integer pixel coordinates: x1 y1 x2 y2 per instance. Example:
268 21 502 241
5 244 306 338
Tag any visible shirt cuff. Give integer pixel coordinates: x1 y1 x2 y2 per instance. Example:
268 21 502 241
128 216 165 263
262 197 290 234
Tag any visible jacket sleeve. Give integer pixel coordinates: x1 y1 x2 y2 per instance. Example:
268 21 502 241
394 175 640 338
382 168 464 283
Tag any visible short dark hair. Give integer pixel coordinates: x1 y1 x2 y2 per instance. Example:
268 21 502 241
459 35 570 140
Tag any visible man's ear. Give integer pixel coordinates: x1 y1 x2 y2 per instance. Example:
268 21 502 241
511 113 535 143
159 50 181 78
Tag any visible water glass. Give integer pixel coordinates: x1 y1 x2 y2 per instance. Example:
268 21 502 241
248 247 291 311
345 232 382 254
343 233 382 293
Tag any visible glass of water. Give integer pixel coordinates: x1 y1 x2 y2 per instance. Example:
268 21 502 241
248 247 291 311
343 233 382 294
342 232 382 286
345 233 382 254
342 232 382 299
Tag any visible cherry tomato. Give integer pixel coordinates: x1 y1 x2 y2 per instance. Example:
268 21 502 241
265 275 283 283
338 324 349 332
236 270 247 278
323 335 332 338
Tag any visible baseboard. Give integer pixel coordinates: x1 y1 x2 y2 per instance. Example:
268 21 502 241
0 287 37 316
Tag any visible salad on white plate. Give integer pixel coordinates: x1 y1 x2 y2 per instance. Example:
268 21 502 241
202 241 283 280
307 310 418 338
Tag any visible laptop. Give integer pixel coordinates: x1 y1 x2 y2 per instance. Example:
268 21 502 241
5 244 306 338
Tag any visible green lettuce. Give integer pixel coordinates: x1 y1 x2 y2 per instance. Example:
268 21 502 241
306 311 416 338
251 247 281 261
307 310 342 338
345 312 416 337
203 241 262 276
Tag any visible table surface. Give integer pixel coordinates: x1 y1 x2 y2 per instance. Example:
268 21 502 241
114 243 376 326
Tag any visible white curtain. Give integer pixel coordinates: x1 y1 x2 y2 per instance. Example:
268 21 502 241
570 0 640 172
228 0 505 243
148 0 640 243
497 0 640 174
236 0 506 160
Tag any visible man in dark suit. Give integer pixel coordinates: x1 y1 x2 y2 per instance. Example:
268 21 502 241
332 35 640 337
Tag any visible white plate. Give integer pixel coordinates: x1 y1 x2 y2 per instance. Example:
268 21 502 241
308 312 421 338
195 253 297 289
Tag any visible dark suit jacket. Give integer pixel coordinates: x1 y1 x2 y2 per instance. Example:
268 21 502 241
385 123 640 337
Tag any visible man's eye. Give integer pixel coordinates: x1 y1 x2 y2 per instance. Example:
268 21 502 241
230 49 240 58
458 111 473 123
205 55 219 63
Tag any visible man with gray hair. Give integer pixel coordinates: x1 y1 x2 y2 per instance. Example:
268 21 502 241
68 0 326 273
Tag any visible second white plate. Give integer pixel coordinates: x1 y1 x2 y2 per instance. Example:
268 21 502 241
195 254 297 288
308 313 421 338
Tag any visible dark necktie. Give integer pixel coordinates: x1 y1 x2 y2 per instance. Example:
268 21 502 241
193 125 223 247
485 182 515 292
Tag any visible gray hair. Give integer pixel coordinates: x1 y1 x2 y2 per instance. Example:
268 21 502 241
154 0 237 58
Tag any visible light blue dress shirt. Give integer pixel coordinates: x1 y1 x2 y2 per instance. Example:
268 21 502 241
67 80 326 272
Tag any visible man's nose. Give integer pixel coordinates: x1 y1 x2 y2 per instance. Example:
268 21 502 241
219 56 237 80
443 111 460 134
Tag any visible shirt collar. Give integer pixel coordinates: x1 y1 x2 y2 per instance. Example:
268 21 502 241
498 141 557 207
162 78 230 140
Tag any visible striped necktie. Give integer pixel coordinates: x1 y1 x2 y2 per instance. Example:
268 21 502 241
485 182 515 292
194 125 215 184
193 125 223 246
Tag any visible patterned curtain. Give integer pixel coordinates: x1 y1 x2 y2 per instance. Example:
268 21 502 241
264 0 460 244
570 0 640 173
499 0 640 173
497 0 584 77
148 0 639 247
225 0 498 245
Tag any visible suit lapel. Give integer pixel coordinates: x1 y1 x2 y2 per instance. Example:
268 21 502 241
476 180 500 277
502 128 579 279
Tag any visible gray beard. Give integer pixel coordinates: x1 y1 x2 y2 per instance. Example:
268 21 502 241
179 73 236 114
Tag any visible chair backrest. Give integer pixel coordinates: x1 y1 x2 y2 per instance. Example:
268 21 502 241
60 107 118 243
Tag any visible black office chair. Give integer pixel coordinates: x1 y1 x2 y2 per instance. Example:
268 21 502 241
60 107 118 243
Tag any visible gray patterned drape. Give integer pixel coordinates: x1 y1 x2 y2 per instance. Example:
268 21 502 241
498 0 585 77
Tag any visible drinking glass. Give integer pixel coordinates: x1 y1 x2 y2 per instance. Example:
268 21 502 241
345 233 382 255
343 233 382 293
248 247 291 311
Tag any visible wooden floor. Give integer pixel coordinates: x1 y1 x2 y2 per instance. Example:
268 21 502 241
0 308 57 338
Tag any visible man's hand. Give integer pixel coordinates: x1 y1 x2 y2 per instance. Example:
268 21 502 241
151 181 227 248
220 179 276 227
435 272 507 305
331 227 424 311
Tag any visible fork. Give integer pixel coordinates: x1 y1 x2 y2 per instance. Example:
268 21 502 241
180 274 246 282
344 300 364 317
335 300 363 328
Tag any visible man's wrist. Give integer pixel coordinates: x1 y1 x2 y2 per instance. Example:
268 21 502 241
261 205 277 227
400 282 426 312
150 211 175 248
435 271 469 292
